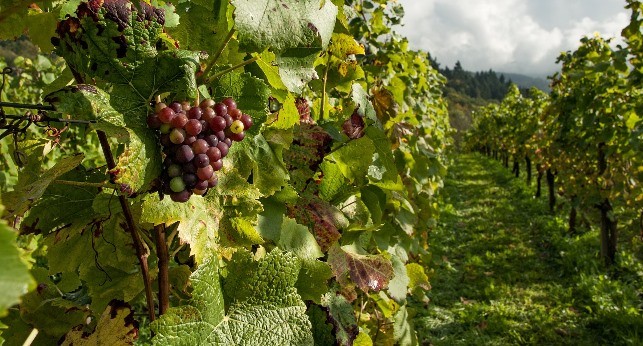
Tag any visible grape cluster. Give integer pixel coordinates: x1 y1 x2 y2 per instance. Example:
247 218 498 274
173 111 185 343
147 97 253 202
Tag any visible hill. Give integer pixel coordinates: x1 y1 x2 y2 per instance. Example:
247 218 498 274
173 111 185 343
501 72 550 91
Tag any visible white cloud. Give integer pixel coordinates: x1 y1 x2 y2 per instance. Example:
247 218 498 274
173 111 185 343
396 0 629 76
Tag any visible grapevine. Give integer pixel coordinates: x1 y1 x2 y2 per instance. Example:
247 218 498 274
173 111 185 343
0 0 451 344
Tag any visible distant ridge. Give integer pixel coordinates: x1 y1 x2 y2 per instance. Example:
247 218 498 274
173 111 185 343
500 72 550 92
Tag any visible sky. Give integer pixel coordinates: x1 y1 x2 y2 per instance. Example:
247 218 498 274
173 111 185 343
397 0 630 77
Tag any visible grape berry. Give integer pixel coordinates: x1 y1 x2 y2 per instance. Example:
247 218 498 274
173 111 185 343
148 97 251 202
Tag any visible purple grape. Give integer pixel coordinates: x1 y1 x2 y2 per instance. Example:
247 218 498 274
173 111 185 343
170 190 191 202
206 147 221 162
205 134 219 147
175 145 195 163
194 153 210 168
222 97 237 110
214 102 228 117
216 142 229 157
182 173 198 188
209 116 226 132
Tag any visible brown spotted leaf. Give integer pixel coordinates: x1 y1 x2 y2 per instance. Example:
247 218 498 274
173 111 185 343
60 301 138 345
341 111 365 139
328 244 394 293
371 86 397 124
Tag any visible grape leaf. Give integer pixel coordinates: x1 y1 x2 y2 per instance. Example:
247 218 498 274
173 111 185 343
0 1 58 52
328 244 394 293
231 0 336 53
327 136 375 183
320 292 358 346
46 85 162 193
407 263 430 288
2 153 84 218
387 255 410 302
22 166 104 235
276 47 319 94
151 250 313 345
393 304 418 346
140 193 221 264
60 301 138 346
20 268 87 339
0 212 35 318
365 127 403 190
169 0 230 53
307 305 336 346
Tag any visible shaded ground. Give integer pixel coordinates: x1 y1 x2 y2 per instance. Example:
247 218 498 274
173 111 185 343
413 154 643 345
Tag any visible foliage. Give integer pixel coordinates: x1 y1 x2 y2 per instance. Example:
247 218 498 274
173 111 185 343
466 0 643 266
0 0 450 344
414 154 643 345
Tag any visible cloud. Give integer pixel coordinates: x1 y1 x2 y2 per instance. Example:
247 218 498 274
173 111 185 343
397 0 629 76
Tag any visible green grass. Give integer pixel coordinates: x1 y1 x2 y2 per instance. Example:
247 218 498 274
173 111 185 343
412 154 643 345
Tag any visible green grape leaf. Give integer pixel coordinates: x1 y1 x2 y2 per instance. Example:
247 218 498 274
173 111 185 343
307 304 336 346
276 48 319 94
387 255 410 302
0 215 35 317
329 33 365 58
393 305 418 346
328 244 394 293
274 217 332 303
231 0 336 53
2 153 84 218
169 0 229 53
254 51 288 91
365 127 403 190
226 133 288 196
352 84 377 122
0 2 57 52
151 250 313 345
321 292 358 346
406 263 430 295
22 166 104 235
60 301 138 346
327 137 375 183
20 268 87 339
319 160 345 201
140 193 221 264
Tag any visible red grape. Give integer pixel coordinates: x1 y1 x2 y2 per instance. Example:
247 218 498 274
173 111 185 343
158 107 176 123
185 119 202 136
240 114 253 130
222 97 237 110
229 108 242 120
209 116 226 132
192 139 209 154
206 147 222 162
216 142 229 157
171 113 189 128
188 107 202 120
197 165 214 180
211 159 223 171
169 102 182 113
214 102 227 117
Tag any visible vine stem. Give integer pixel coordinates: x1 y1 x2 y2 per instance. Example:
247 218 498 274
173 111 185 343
154 224 170 315
97 130 156 321
201 28 236 82
204 56 259 84
53 179 115 189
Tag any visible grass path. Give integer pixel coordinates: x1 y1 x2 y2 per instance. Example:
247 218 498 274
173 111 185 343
413 154 643 345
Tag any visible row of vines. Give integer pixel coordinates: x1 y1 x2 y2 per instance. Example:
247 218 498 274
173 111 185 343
0 0 451 345
467 0 643 267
